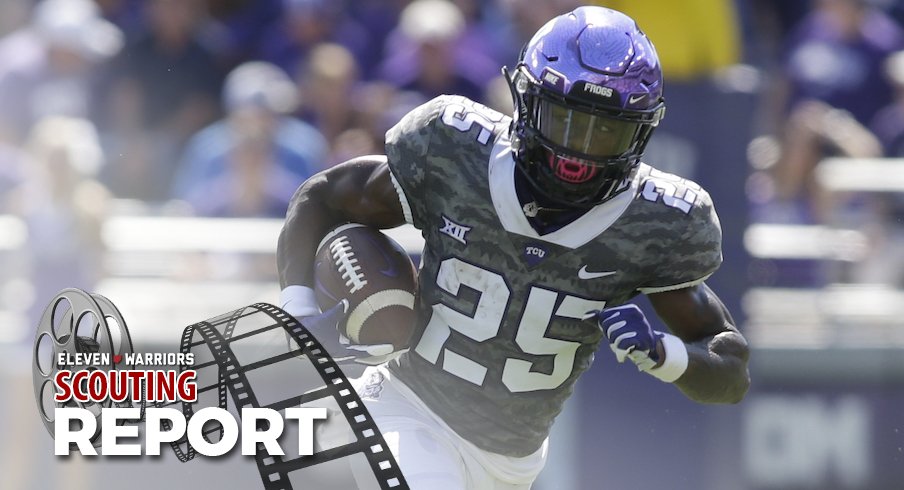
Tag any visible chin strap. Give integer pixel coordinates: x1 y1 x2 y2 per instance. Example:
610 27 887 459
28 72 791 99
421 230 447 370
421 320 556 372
522 200 581 218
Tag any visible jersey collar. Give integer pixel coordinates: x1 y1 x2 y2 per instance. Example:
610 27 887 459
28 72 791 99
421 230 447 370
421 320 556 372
488 133 638 249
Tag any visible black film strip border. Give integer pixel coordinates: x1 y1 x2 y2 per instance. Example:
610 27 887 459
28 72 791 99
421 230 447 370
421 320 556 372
252 303 409 490
169 303 409 490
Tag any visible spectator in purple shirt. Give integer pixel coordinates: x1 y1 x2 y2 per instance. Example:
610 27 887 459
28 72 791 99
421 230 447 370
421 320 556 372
378 0 495 103
781 0 904 126
761 0 903 223
257 0 375 78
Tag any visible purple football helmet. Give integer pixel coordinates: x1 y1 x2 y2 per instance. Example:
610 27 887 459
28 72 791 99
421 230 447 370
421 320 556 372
506 6 665 207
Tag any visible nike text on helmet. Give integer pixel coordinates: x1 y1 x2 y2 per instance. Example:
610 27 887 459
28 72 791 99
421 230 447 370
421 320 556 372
504 6 666 208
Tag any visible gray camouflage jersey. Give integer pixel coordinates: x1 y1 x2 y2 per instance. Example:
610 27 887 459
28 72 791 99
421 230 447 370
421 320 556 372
384 95 722 457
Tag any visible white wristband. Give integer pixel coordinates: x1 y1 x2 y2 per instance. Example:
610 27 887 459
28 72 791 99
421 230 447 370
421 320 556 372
279 286 320 318
647 332 689 383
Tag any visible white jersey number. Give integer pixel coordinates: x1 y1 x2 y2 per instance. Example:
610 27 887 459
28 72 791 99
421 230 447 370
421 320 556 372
440 103 500 145
414 258 606 393
640 168 700 214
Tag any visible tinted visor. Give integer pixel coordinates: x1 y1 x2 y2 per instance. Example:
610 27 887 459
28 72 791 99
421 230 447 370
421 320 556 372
535 98 641 161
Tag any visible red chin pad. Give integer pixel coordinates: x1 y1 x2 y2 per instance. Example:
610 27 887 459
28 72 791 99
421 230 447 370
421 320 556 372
547 153 599 184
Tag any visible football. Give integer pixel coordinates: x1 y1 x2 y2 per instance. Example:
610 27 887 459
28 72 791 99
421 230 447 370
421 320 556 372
313 223 418 349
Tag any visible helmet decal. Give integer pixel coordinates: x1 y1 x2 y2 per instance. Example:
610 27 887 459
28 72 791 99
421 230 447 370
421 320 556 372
539 68 567 92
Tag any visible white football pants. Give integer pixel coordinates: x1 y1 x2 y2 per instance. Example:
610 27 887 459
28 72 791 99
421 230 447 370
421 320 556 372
351 365 548 490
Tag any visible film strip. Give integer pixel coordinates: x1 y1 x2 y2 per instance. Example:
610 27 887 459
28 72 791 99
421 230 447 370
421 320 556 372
155 302 409 490
33 290 409 490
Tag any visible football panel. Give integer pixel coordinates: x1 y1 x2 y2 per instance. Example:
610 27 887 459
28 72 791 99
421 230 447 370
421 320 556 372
359 306 417 350
345 289 416 345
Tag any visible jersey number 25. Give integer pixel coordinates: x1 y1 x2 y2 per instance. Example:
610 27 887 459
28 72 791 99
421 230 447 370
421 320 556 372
414 258 606 393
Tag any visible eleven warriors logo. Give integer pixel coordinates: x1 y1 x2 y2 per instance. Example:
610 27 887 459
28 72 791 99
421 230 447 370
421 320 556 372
30 289 411 489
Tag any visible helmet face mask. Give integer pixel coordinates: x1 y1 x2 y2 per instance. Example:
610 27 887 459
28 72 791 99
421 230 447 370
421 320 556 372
506 7 666 208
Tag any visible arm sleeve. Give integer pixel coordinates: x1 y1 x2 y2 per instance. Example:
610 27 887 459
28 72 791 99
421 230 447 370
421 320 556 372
638 188 723 294
384 96 447 230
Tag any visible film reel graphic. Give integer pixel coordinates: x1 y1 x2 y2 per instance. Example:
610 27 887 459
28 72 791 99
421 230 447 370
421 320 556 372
32 289 410 490
32 288 136 447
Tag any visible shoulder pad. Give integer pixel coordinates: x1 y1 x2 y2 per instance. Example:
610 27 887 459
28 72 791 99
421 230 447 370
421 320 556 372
634 166 722 293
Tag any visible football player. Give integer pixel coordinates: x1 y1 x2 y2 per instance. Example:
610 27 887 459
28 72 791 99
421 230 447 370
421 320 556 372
277 6 750 489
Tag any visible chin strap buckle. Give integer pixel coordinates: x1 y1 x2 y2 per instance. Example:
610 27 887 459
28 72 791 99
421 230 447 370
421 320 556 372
522 201 540 217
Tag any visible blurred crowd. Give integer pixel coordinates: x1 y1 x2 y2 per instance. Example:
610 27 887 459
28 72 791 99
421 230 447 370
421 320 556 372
0 0 543 215
749 0 904 286
2 0 904 329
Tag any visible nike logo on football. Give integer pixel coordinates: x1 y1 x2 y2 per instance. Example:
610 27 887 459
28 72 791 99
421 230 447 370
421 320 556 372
578 266 617 279
362 235 398 277
628 94 646 104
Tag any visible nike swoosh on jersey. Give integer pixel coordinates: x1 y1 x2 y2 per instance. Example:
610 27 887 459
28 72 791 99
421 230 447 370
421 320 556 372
578 266 618 279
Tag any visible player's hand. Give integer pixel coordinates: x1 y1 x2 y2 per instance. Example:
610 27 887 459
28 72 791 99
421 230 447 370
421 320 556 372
592 304 664 372
297 300 403 366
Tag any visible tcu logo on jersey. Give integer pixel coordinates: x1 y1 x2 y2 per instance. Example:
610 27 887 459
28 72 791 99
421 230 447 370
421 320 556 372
523 243 548 267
